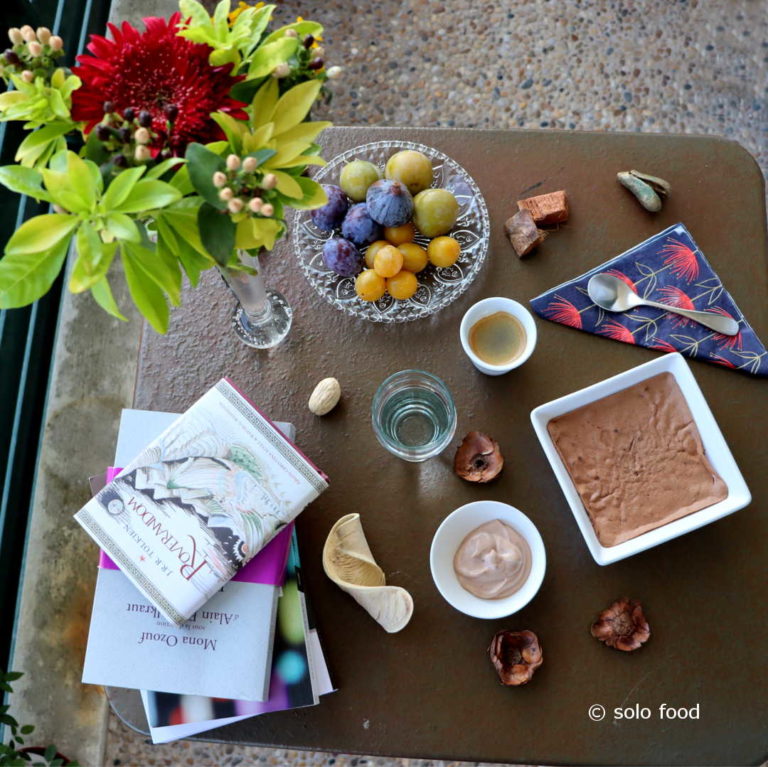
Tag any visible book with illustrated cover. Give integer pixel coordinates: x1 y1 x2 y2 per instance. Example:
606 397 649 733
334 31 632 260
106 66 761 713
81 412 298 701
74 379 328 624
141 528 335 744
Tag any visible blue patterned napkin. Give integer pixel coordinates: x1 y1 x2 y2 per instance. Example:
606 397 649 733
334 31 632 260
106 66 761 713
530 223 768 376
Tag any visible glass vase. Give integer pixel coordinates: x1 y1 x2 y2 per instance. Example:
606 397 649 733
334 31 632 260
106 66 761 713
219 250 292 349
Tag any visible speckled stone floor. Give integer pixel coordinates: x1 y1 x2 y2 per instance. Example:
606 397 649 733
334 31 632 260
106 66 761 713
104 1 767 765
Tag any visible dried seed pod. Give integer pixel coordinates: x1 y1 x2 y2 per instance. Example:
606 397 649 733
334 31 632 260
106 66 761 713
617 170 671 212
591 597 650 652
453 431 504 483
489 629 543 686
628 169 671 197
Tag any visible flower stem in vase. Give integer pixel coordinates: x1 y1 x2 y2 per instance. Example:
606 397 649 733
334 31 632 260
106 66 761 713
220 251 292 349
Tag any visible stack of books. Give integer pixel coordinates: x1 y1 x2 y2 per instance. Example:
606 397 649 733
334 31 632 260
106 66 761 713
76 380 334 743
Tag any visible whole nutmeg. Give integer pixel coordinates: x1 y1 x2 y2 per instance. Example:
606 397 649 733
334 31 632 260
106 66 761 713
489 629 543 686
453 431 504 483
308 377 341 416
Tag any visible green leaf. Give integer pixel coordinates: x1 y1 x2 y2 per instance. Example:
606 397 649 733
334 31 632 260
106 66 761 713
5 672 23 681
291 176 329 210
123 241 181 306
0 165 50 201
0 234 71 308
69 224 115 293
67 152 98 212
209 46 239 68
229 77 264 105
262 19 322 45
270 169 303 198
145 157 185 180
237 217 283 251
44 744 56 761
210 112 245 154
248 78 279 128
90 276 127 321
19 725 33 735
121 246 169 333
247 38 299 79
273 154 325 169
177 243 210 286
185 143 227 209
271 80 323 136
102 167 146 211
272 120 331 148
104 213 140 243
83 126 111 166
243 148 276 168
48 149 68 173
169 164 194 196
178 0 211 27
198 202 235 266
239 5 274 52
5 214 79 255
154 240 183 304
212 0 230 36
40 169 89 214
13 122 71 168
114 179 182 214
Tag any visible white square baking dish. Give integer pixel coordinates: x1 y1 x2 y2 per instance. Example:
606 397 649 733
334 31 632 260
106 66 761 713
530 353 751 565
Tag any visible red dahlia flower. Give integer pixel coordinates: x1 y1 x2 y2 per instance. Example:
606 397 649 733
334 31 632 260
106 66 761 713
71 13 247 155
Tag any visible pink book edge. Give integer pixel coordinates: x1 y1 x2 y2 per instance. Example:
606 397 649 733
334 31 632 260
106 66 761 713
223 377 329 483
98 467 293 587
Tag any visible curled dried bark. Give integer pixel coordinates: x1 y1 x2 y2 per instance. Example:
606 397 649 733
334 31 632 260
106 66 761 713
504 209 547 257
489 629 543 686
591 597 650 652
453 431 504 483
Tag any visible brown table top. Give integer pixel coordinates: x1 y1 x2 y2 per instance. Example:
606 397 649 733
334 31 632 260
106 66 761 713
110 127 768 766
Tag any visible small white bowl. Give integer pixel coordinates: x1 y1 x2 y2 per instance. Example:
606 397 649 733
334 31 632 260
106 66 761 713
530 352 751 565
459 297 538 375
429 500 546 619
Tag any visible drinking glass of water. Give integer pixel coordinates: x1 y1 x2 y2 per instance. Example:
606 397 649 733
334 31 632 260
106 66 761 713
371 370 457 462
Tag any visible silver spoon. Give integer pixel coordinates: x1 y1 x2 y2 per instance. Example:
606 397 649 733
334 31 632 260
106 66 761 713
587 273 739 336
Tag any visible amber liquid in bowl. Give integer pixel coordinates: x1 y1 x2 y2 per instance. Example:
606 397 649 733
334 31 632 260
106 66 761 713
469 311 527 365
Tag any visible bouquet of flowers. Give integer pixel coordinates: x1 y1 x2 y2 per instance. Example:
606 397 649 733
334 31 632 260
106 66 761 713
0 1 339 332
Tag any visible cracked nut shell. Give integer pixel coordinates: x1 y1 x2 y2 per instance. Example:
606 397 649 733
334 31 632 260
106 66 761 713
489 629 543 686
591 597 650 652
453 431 504 483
